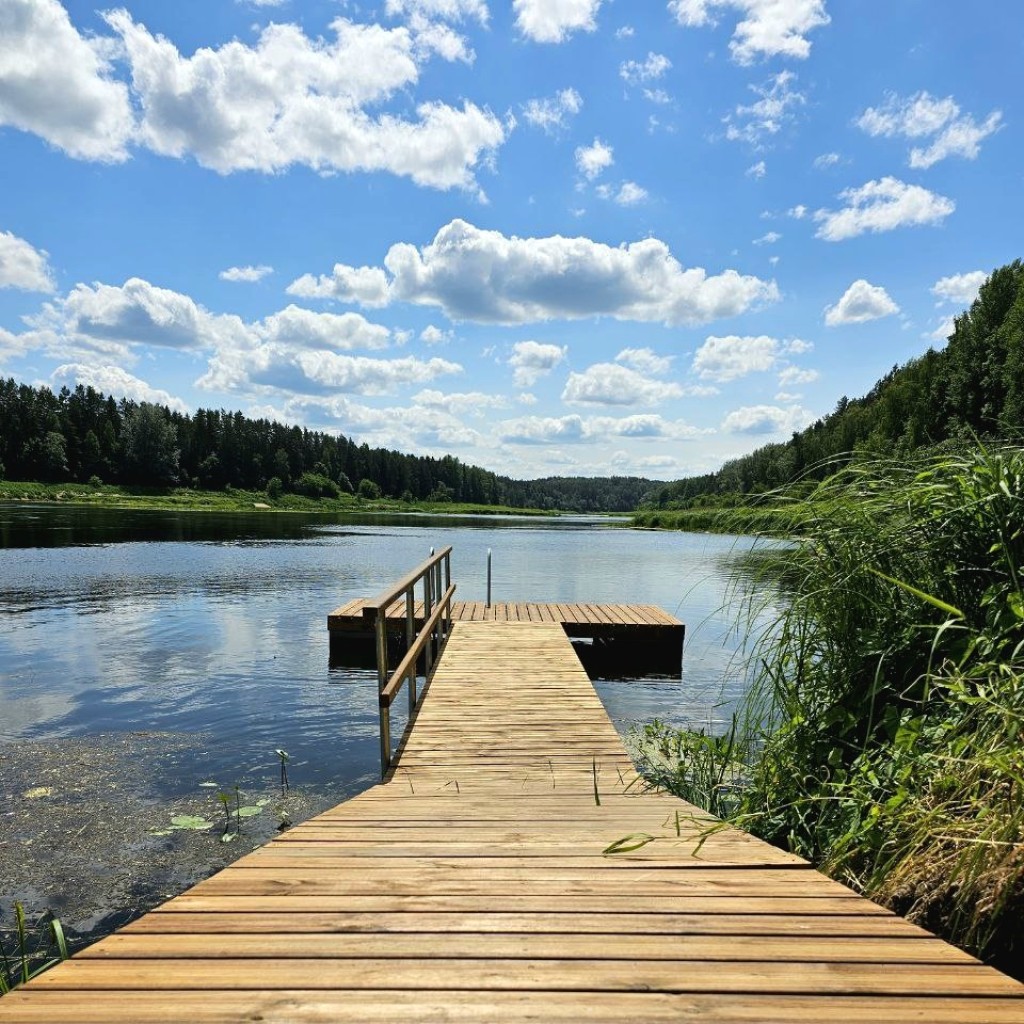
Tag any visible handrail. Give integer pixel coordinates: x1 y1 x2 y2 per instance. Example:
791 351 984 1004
380 583 456 709
362 546 453 618
369 548 455 776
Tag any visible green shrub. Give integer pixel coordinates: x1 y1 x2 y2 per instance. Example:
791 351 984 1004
294 472 340 499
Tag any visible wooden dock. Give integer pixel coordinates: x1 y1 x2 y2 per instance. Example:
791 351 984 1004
3 620 1024 1021
329 599 685 675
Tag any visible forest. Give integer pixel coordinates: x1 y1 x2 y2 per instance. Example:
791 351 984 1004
0 378 654 513
645 259 1024 508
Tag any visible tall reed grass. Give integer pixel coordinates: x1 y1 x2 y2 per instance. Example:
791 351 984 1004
639 444 1024 974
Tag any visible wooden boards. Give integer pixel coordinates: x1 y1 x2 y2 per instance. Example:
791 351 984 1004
3 621 1023 1023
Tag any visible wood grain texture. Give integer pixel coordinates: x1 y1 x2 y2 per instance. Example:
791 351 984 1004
4 619 1022 1023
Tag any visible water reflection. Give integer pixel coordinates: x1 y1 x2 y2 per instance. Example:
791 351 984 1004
0 504 776 799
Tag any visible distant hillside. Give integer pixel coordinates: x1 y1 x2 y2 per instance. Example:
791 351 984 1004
645 259 1024 508
0 379 655 514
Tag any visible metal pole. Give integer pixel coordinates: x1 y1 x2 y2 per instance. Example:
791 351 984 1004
486 548 492 609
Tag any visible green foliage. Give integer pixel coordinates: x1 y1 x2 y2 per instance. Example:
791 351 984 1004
645 261 1024 508
0 902 69 994
265 475 283 500
294 472 340 499
0 378 655 512
640 445 1024 971
357 477 382 500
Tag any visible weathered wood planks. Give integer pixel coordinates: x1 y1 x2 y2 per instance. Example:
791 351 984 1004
3 620 1023 1023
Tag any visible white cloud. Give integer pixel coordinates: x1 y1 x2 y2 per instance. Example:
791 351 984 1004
824 279 899 326
521 88 582 134
778 366 819 386
0 230 56 293
420 324 453 344
508 340 567 387
620 53 672 85
928 315 956 343
412 388 508 415
575 137 614 179
722 403 813 434
615 347 673 375
500 414 585 444
49 363 189 413
784 338 813 354
813 151 840 168
614 181 648 205
857 91 1002 169
643 88 671 105
307 219 778 327
514 0 603 43
219 265 274 283
931 270 986 306
693 334 781 381
0 0 135 162
562 363 684 405
726 71 805 145
814 177 955 241
499 412 702 444
105 11 506 193
616 26 635 39
753 231 781 245
669 0 830 63
286 264 392 306
384 0 489 24
746 161 766 178
788 204 807 219
257 305 392 350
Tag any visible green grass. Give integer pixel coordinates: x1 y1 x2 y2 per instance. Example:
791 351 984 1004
634 443 1024 976
0 479 561 517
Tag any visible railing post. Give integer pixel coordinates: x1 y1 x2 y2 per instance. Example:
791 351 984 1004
486 548 492 609
423 557 434 676
406 586 417 713
380 702 391 776
374 610 388 695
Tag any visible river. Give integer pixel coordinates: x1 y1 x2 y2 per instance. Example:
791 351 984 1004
0 504 778 940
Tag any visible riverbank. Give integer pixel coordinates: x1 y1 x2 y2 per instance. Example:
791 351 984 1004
631 445 1024 980
0 480 560 517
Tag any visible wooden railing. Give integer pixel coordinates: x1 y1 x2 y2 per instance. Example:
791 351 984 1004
362 547 455 775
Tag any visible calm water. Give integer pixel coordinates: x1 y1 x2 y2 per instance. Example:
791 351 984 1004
0 505 778 802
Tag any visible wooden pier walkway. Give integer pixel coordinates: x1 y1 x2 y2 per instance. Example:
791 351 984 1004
3 620 1024 1022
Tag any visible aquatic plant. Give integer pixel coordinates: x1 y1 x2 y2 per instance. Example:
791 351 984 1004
638 443 1024 973
0 902 68 995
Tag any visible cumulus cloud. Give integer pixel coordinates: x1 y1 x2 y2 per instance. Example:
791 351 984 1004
385 0 489 24
669 0 830 63
508 340 567 387
499 412 702 444
49 363 188 413
521 88 582 134
753 231 781 245
575 137 614 179
613 181 648 205
857 91 1002 169
286 264 393 306
0 0 135 162
0 230 56 292
500 414 585 444
824 279 899 326
104 11 505 193
814 177 955 241
725 71 805 145
722 403 813 434
620 52 672 85
420 324 452 344
220 265 274 283
746 160 766 178
693 334 781 381
931 270 986 306
562 363 684 406
292 219 778 327
814 151 840 169
616 347 673 375
514 0 603 43
412 388 508 415
778 365 819 386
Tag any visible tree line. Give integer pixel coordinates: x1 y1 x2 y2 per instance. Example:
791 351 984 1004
0 379 655 513
646 259 1024 507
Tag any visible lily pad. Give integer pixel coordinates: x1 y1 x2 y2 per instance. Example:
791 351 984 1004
169 815 214 830
23 787 54 799
236 805 263 819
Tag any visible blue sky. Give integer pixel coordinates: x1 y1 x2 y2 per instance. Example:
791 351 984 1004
0 0 1020 481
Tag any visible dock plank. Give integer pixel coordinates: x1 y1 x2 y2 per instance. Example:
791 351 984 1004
5 618 1023 1023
